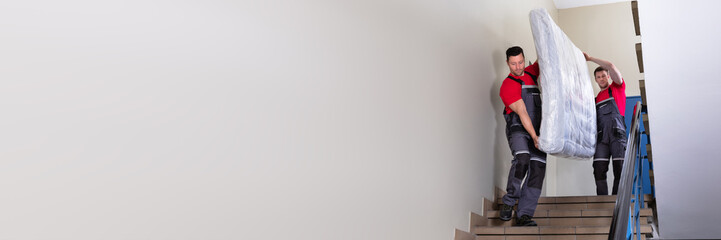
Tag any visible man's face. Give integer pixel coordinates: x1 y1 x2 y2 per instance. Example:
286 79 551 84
595 70 610 89
507 54 525 77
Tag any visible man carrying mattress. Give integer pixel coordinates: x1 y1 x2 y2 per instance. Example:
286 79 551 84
498 46 546 226
584 52 627 196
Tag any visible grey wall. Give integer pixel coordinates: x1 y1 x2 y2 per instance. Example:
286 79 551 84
638 0 721 238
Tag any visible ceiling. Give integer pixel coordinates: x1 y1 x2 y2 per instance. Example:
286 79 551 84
553 0 629 9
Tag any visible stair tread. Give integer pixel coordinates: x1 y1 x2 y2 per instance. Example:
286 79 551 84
496 194 652 204
479 192 655 239
476 235 647 240
640 79 647 106
487 208 653 219
474 225 652 235
481 216 649 227
494 202 641 211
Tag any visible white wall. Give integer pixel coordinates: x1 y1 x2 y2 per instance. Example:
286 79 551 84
554 0 629 9
560 1 642 97
551 1 643 196
637 0 721 239
0 1 556 240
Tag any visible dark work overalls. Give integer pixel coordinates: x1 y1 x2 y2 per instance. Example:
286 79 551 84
501 71 547 218
593 87 627 195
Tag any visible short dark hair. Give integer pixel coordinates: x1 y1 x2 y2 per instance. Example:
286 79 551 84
594 66 608 75
506 46 524 61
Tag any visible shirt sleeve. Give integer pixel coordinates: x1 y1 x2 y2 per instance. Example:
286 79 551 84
500 79 522 109
525 61 539 78
611 79 626 93
612 79 627 116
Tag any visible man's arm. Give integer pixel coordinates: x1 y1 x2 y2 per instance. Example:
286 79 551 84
508 99 539 149
584 52 623 85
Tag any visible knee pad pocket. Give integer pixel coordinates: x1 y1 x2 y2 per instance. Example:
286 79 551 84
514 153 530 179
527 161 546 189
612 160 624 177
593 161 609 180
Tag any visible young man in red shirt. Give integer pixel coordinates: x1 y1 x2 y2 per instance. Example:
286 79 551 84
498 46 546 226
584 52 627 195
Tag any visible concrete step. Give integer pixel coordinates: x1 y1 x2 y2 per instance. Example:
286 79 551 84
642 113 650 136
632 1 641 36
474 225 652 235
487 208 653 219
475 234 647 240
496 194 652 205
495 195 652 211
639 79 647 106
495 202 636 211
636 43 644 73
482 216 648 227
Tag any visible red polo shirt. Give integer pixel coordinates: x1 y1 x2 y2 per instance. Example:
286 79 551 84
500 62 539 114
595 80 626 116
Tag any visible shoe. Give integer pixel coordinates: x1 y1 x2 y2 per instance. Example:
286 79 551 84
515 215 537 226
499 204 513 221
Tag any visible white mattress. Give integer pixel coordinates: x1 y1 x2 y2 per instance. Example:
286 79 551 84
530 8 597 159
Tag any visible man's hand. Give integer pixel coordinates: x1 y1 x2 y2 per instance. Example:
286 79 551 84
583 52 623 85
532 135 539 149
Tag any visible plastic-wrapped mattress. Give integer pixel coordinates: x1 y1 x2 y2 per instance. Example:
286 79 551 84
529 8 596 159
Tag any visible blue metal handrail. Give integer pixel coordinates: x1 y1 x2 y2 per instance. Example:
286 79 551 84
608 101 648 240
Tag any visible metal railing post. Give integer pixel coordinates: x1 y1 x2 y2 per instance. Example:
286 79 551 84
608 101 643 240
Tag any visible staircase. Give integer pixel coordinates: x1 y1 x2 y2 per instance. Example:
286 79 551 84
454 189 655 240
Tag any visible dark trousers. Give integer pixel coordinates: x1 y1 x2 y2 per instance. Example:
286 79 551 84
593 137 626 195
593 160 624 195
502 132 547 217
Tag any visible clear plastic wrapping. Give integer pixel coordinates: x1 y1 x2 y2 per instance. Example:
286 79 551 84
529 8 596 159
